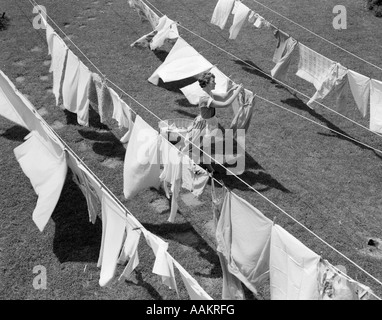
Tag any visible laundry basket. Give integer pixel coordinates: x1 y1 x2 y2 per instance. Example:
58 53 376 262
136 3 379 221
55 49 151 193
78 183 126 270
158 118 193 147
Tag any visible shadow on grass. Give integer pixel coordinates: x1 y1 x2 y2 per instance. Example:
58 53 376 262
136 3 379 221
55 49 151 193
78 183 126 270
63 106 110 130
234 59 272 82
51 171 102 263
142 221 222 279
174 108 198 119
123 270 163 300
78 128 126 161
0 13 10 31
152 49 168 62
175 98 196 108
282 97 378 152
0 125 29 142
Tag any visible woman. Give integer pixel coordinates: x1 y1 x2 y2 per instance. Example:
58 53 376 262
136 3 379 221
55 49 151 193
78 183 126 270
182 71 244 172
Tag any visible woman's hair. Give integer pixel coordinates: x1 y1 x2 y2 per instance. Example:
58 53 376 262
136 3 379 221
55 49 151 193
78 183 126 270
198 72 215 88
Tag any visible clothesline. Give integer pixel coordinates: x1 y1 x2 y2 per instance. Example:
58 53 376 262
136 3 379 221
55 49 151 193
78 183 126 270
145 0 382 142
26 0 382 295
250 0 382 74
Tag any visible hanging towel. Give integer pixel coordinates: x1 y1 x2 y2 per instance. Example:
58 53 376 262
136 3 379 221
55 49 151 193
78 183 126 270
87 73 113 124
98 192 127 287
229 1 251 40
347 69 370 118
211 0 236 30
369 78 382 133
216 191 273 299
129 0 160 29
66 151 102 224
150 15 179 50
296 43 335 90
109 87 135 129
118 223 141 280
173 259 213 300
307 62 348 110
272 29 290 63
123 115 161 200
61 50 80 113
49 34 68 106
148 37 213 85
144 231 178 294
14 131 67 232
270 224 321 300
271 37 298 82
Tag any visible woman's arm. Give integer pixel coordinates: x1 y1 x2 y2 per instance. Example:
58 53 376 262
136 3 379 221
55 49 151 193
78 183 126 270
212 84 240 101
210 84 243 108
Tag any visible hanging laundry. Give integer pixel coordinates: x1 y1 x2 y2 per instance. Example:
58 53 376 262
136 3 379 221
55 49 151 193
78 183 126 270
296 43 335 90
87 73 113 124
216 190 273 299
109 87 135 130
0 70 65 154
181 155 210 197
179 66 229 105
248 11 256 24
129 0 160 29
98 192 127 287
229 1 251 40
13 131 67 232
270 224 321 300
62 51 92 126
120 119 135 144
66 151 102 224
46 23 55 56
172 259 213 300
148 37 213 85
369 78 382 133
272 29 290 64
317 259 374 300
131 30 158 49
271 37 298 82
123 115 161 200
253 14 265 28
143 231 178 294
307 62 348 110
211 0 236 30
118 223 141 280
347 69 370 118
229 87 255 133
49 34 68 106
159 137 183 223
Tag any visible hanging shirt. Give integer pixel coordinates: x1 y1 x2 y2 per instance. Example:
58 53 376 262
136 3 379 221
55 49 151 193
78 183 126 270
296 43 335 90
216 191 273 299
211 0 236 30
13 131 67 232
272 29 290 63
87 73 113 124
98 192 127 287
49 34 68 106
45 22 55 55
123 115 161 200
369 78 382 133
270 224 321 300
148 37 213 85
66 151 102 224
347 69 370 118
159 137 183 223
229 1 251 40
271 37 298 82
229 88 255 133
307 62 348 110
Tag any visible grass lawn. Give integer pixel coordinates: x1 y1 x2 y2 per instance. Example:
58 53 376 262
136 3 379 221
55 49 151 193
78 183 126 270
1 0 382 300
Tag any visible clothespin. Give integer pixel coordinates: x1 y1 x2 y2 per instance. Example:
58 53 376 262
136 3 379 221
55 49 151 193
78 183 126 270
132 227 142 231
273 216 277 225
